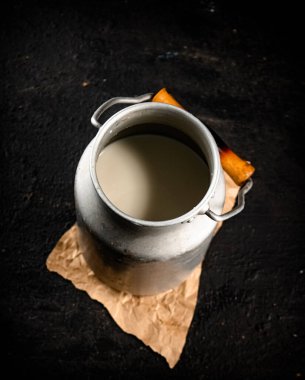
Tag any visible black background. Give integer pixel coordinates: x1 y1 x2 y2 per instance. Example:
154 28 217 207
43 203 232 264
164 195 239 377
1 1 305 378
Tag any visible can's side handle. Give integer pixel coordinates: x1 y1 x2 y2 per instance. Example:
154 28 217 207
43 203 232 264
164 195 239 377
91 93 153 128
202 178 253 222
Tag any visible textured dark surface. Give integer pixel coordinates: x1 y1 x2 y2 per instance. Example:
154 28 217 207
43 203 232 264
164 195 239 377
1 1 305 378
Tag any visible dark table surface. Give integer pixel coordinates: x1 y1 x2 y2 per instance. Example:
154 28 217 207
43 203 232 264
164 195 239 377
1 1 305 378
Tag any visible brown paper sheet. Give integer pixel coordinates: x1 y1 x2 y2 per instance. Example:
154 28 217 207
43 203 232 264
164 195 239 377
46 171 239 368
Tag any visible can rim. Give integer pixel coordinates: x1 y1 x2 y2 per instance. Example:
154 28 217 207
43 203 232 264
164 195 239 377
90 102 220 227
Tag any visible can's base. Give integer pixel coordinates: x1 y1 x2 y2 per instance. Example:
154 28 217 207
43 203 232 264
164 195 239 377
76 221 212 296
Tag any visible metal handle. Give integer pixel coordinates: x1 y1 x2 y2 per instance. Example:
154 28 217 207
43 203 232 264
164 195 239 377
205 178 253 222
91 93 253 223
91 93 153 128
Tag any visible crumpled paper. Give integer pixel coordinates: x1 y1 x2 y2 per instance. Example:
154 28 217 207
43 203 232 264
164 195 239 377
46 171 239 368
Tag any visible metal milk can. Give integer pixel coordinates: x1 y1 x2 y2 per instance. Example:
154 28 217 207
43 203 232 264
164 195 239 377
74 93 252 295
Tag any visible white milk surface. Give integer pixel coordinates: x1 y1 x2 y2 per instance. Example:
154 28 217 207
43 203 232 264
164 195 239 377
96 134 210 221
